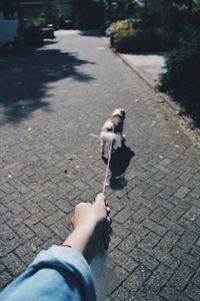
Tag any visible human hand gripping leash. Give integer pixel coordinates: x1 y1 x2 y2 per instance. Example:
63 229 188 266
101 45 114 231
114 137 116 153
90 138 115 300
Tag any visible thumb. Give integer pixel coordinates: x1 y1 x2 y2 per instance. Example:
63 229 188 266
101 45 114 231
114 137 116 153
94 193 106 205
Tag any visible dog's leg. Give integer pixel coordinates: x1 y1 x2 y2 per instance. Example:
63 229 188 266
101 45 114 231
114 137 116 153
120 132 126 146
100 139 105 156
111 139 116 153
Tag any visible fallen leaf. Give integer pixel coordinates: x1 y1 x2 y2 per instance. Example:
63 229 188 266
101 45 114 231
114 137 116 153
150 121 156 127
32 245 37 252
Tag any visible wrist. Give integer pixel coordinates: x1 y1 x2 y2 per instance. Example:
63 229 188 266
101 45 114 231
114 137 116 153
62 228 95 263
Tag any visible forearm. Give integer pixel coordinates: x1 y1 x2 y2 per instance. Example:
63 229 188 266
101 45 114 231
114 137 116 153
0 246 96 301
62 227 98 264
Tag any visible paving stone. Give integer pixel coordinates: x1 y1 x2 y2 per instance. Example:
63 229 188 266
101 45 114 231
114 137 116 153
183 206 200 221
160 286 191 301
169 263 194 290
137 288 165 301
132 207 151 224
132 248 159 270
0 271 13 290
150 206 169 222
177 231 199 251
32 223 55 240
118 233 137 253
124 266 152 292
146 264 173 293
138 231 161 251
3 252 26 277
191 270 200 288
171 246 199 270
185 283 200 301
175 187 190 198
142 219 167 236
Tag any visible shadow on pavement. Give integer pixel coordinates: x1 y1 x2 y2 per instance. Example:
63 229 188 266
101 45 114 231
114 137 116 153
80 30 102 37
102 141 135 191
0 46 95 125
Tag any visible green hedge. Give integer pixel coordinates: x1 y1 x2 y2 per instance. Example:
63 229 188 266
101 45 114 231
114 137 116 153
107 20 179 53
160 25 200 126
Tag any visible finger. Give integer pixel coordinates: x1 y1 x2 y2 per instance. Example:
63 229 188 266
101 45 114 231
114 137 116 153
107 216 112 225
94 193 107 208
105 199 109 206
106 205 111 215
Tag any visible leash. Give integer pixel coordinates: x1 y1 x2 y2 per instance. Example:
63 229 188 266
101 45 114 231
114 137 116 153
102 138 114 195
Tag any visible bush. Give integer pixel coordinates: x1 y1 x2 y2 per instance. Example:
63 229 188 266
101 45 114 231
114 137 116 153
160 25 200 126
107 20 179 53
40 28 55 39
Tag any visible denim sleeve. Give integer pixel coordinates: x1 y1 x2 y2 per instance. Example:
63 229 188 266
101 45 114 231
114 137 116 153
0 245 96 301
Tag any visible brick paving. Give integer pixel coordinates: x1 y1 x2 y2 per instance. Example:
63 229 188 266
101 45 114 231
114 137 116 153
0 30 200 300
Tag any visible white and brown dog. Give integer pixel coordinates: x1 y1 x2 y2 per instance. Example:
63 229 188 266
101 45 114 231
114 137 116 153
100 108 126 157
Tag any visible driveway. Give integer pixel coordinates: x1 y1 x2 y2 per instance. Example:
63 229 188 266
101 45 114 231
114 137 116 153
0 30 200 301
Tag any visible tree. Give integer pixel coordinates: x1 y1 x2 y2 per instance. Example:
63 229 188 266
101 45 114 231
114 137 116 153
0 0 16 19
43 1 60 28
104 0 140 21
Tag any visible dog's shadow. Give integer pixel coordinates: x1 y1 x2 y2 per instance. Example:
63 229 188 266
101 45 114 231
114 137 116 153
102 141 135 190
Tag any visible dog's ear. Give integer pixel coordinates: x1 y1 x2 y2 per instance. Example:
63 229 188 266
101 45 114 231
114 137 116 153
120 108 126 119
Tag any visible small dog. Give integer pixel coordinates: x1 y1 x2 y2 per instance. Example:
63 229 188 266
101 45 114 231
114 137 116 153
100 108 126 157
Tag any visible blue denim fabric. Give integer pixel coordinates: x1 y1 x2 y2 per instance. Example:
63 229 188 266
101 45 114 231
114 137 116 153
0 245 96 301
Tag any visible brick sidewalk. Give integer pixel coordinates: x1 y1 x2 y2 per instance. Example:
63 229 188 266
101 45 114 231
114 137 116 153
0 31 200 300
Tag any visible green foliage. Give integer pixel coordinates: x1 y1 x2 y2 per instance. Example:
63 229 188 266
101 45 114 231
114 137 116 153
0 0 16 19
108 19 179 52
28 17 46 28
104 0 141 22
72 2 104 29
160 24 200 126
43 1 60 28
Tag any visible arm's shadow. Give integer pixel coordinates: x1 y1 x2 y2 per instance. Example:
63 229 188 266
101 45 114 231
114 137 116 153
102 141 135 190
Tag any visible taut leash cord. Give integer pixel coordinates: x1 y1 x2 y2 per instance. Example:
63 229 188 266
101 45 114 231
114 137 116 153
102 138 114 195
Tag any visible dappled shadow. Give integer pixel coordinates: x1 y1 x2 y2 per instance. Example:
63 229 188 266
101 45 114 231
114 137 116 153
80 30 102 37
0 47 95 125
102 141 135 191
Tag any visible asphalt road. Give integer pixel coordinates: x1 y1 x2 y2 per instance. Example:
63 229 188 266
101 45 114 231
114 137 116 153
0 30 200 301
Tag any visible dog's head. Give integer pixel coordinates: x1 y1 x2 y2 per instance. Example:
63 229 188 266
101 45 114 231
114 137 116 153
112 108 126 120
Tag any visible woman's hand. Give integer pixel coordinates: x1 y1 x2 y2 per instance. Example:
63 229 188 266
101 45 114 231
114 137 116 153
62 193 112 263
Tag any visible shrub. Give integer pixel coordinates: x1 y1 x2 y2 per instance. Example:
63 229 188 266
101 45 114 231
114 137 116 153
107 19 179 53
160 25 200 126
